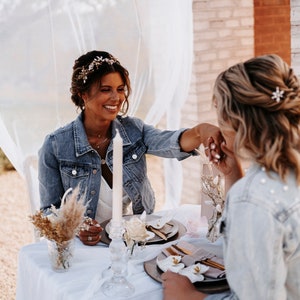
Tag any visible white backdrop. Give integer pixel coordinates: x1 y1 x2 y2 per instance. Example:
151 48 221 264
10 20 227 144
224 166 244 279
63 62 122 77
0 0 193 211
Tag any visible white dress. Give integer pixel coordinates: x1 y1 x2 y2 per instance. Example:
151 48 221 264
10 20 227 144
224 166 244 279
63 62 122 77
95 176 131 224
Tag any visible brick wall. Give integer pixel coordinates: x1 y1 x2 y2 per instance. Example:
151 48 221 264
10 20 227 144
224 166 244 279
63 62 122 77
291 0 300 76
254 0 291 64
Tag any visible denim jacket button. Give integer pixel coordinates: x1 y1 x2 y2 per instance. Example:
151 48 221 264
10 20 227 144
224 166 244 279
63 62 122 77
87 209 92 215
72 169 77 176
91 190 96 195
93 169 97 175
132 154 137 160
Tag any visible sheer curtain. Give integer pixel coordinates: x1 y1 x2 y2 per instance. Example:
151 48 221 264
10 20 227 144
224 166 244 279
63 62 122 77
0 0 193 211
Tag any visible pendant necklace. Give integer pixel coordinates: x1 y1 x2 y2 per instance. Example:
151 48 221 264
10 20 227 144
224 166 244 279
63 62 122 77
94 134 109 150
90 134 110 165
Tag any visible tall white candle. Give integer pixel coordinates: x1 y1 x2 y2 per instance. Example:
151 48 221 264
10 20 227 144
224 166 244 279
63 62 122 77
112 129 123 223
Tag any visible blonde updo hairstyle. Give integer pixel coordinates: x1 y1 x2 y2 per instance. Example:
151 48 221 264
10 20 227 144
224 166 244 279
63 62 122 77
213 54 300 183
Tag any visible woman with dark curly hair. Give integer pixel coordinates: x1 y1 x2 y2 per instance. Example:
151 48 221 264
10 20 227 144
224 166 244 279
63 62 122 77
38 50 223 246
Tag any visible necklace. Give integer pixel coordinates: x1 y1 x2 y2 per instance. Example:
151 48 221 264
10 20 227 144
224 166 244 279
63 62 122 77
94 134 110 150
88 133 110 165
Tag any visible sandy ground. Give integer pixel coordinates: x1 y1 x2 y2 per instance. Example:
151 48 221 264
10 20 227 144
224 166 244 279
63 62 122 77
0 171 33 300
0 158 165 300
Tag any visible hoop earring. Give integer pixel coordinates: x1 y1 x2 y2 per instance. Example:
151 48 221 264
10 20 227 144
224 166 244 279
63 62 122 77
120 99 129 115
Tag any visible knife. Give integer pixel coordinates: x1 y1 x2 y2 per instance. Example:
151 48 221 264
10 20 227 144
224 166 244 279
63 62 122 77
172 244 193 255
147 225 167 240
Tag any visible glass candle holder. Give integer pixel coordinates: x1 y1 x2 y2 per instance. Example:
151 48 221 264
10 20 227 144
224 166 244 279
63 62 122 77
101 220 135 297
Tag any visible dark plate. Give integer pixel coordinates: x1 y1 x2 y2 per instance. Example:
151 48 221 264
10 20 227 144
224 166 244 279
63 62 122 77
144 255 229 294
100 216 187 245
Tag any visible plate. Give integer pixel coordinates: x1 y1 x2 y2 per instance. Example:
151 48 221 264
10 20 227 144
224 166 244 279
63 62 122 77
105 215 179 243
144 253 229 294
100 215 186 245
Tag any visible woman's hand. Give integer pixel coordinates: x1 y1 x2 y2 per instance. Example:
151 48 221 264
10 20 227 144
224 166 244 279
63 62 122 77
78 217 103 246
209 141 244 193
161 271 206 300
180 123 224 161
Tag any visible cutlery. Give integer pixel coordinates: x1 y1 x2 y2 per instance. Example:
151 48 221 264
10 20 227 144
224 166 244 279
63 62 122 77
164 247 179 256
172 243 225 271
147 226 167 240
196 259 225 271
172 244 193 255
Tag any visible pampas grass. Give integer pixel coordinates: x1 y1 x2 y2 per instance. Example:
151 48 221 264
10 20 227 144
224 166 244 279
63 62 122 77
29 186 86 243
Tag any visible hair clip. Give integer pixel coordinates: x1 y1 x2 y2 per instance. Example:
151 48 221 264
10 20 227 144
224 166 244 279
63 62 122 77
271 87 284 102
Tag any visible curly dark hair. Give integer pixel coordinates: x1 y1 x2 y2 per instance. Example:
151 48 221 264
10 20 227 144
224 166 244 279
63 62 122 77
70 50 131 114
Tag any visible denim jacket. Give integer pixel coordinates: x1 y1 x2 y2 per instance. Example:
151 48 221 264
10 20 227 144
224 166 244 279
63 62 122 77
207 164 300 300
38 113 191 219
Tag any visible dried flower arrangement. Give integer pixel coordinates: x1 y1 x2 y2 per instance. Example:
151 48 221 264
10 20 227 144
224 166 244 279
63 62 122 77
29 186 87 270
29 186 86 243
197 145 225 242
201 171 225 242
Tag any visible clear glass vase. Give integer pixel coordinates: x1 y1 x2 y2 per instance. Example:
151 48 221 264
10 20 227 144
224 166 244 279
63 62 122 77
47 239 75 272
127 240 146 260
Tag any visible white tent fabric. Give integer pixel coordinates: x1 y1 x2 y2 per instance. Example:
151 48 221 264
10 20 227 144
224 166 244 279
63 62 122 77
0 0 193 212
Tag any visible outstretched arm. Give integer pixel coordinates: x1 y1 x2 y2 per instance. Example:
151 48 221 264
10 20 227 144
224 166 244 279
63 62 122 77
179 123 224 159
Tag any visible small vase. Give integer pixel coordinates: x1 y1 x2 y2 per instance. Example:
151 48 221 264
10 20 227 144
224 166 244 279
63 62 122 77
128 240 139 258
47 239 75 272
127 240 146 260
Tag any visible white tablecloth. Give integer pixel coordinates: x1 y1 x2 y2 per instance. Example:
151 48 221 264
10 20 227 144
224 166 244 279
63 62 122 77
16 205 223 300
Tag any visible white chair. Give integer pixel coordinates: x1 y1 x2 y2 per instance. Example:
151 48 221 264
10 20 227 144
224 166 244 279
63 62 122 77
23 155 40 241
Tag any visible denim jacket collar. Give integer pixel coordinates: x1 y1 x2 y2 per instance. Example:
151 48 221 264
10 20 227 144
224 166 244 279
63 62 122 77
73 112 132 157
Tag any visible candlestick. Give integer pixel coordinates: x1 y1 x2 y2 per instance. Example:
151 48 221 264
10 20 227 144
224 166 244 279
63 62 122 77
101 222 134 297
112 129 123 224
101 130 134 297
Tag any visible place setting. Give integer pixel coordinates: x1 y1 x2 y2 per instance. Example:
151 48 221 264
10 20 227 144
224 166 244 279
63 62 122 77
100 211 187 246
143 240 229 294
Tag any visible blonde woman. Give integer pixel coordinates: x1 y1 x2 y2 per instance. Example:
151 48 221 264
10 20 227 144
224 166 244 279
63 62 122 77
162 54 300 299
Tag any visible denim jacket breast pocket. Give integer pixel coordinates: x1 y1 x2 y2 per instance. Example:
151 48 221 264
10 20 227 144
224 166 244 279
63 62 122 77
60 161 91 193
123 140 147 182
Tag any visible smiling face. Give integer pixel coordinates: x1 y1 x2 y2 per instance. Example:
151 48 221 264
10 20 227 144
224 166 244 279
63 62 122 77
82 72 126 122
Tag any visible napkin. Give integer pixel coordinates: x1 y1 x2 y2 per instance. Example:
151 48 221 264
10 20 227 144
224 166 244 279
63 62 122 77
159 223 174 235
163 241 226 279
182 250 225 279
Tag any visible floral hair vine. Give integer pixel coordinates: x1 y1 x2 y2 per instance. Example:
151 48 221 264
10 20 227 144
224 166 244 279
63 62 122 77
271 86 284 102
77 55 119 84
